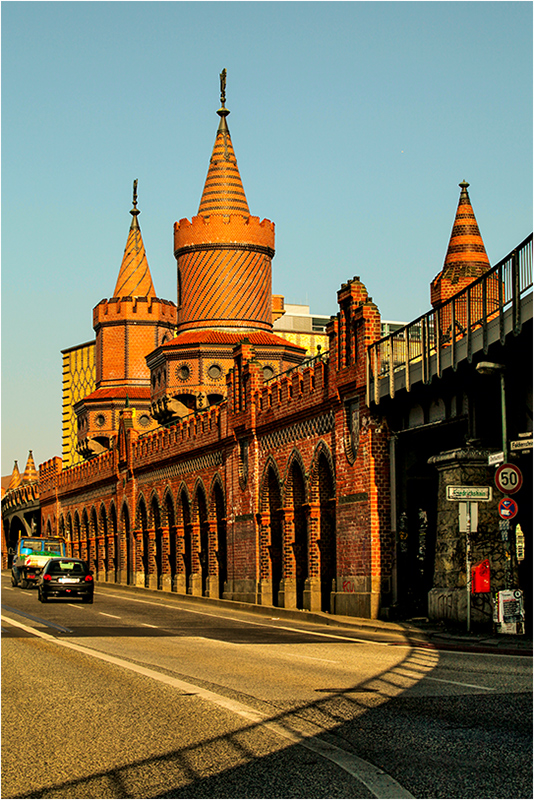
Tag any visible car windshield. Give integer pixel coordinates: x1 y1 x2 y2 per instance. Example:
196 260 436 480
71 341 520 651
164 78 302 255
48 562 85 575
20 540 42 552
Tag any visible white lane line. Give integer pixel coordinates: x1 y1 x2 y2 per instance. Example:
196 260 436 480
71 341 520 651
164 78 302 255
424 676 496 691
140 623 159 628
2 614 413 799
97 591 392 646
99 613 122 619
67 604 85 610
289 654 340 664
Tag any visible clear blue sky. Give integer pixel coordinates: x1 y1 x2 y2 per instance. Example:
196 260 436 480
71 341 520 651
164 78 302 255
2 1 532 475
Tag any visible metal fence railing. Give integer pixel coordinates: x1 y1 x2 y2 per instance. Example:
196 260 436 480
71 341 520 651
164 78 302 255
367 233 533 405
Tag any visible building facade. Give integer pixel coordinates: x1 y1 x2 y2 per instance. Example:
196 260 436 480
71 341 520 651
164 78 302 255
2 80 531 624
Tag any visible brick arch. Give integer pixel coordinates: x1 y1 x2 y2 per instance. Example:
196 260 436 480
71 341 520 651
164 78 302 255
99 502 109 578
282 449 308 609
282 448 308 506
308 439 337 612
162 487 175 527
258 457 284 607
177 482 193 593
191 478 208 521
65 512 73 554
192 480 209 595
259 456 282 512
89 506 98 573
148 490 162 529
308 440 336 503
120 500 133 586
73 511 81 558
81 508 90 563
135 494 150 588
209 473 227 598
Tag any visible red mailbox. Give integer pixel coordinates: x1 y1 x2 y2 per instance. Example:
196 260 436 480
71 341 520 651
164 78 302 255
471 559 490 593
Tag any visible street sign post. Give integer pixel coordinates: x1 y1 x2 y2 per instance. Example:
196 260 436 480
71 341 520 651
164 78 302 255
494 463 523 495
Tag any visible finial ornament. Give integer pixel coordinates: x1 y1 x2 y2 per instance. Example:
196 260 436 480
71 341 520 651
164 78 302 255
220 68 227 108
459 179 470 190
130 179 140 221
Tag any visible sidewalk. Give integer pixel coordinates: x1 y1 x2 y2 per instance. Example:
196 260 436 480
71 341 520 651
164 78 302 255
92 578 534 657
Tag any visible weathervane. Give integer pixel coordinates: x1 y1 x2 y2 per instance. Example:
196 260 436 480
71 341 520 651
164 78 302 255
220 68 227 108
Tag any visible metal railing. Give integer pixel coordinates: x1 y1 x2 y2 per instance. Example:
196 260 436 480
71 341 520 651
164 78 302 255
367 233 533 405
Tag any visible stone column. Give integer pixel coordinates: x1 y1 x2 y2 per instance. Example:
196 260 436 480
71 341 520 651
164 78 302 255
303 503 322 612
278 508 296 608
189 521 202 596
257 511 273 606
160 526 172 592
428 442 514 626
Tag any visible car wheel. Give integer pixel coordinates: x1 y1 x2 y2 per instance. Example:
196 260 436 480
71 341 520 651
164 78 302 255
82 595 94 604
38 589 48 603
11 575 17 587
20 579 28 590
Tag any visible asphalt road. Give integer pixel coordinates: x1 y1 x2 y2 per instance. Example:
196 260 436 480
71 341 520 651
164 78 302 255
2 574 532 799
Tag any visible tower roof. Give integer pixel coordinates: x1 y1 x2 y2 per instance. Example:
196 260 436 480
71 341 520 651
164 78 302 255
8 461 22 491
113 181 156 298
22 451 38 483
198 70 250 217
440 181 490 282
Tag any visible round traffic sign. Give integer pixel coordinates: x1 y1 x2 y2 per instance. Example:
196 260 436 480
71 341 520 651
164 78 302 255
495 463 523 495
498 497 518 520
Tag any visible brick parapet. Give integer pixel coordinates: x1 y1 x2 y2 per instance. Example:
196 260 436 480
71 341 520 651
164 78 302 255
174 214 275 254
93 296 177 328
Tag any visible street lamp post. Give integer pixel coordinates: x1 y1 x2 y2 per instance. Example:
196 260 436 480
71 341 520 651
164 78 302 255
476 362 507 462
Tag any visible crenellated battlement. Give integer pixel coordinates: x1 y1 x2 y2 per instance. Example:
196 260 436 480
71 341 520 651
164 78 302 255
93 296 177 327
253 357 330 420
38 457 63 494
174 213 275 255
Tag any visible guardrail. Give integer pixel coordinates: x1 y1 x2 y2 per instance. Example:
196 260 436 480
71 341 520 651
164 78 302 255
366 233 533 405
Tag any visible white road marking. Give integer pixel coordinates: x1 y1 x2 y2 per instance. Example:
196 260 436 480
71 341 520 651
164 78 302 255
424 676 496 691
140 623 158 628
67 604 85 610
97 591 392 646
1 613 413 799
99 612 122 619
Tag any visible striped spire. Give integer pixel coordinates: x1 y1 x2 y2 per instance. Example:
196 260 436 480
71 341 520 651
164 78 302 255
198 72 250 217
8 461 21 491
441 181 490 282
113 180 156 298
22 451 38 483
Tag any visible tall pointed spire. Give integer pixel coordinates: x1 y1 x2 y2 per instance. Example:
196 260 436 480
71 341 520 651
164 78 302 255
22 451 38 483
113 180 156 298
198 69 250 217
431 181 490 307
8 461 22 491
441 180 490 282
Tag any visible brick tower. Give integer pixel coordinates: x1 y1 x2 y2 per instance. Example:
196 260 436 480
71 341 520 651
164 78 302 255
149 71 305 424
75 182 177 456
431 180 491 306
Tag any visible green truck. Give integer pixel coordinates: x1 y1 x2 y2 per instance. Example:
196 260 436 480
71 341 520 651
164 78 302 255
11 537 67 589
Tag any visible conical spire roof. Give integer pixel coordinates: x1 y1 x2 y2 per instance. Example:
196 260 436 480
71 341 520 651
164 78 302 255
22 451 38 484
113 180 156 298
198 70 250 217
440 181 490 282
8 461 22 490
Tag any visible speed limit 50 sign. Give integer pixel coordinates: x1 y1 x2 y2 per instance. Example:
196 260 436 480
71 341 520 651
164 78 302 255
495 463 523 495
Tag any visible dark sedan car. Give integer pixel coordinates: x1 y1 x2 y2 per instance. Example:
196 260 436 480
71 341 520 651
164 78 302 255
37 557 94 603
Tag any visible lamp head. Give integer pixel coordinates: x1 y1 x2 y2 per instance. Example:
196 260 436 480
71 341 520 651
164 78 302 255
476 361 505 376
